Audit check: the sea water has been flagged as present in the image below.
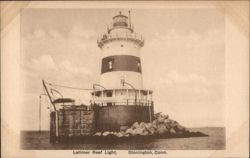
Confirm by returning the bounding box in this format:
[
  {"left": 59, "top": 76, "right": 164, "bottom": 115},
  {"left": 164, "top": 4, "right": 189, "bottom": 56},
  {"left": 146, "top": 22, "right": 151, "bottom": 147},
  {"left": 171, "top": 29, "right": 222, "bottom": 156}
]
[{"left": 21, "top": 127, "right": 225, "bottom": 150}]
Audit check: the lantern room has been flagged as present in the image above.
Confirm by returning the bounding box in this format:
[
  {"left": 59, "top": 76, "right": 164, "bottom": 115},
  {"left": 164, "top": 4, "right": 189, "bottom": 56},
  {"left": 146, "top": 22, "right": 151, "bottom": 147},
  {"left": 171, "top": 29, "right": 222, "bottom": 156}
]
[{"left": 112, "top": 12, "right": 129, "bottom": 27}]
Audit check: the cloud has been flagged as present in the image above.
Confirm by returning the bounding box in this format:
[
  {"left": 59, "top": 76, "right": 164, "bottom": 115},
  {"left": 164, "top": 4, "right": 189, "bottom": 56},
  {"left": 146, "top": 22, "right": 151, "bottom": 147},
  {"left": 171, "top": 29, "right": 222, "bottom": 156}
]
[
  {"left": 29, "top": 55, "right": 93, "bottom": 77},
  {"left": 69, "top": 25, "right": 97, "bottom": 39},
  {"left": 59, "top": 60, "right": 92, "bottom": 76},
  {"left": 25, "top": 24, "right": 97, "bottom": 41},
  {"left": 156, "top": 70, "right": 214, "bottom": 97},
  {"left": 23, "top": 26, "right": 98, "bottom": 56},
  {"left": 144, "top": 28, "right": 224, "bottom": 57},
  {"left": 142, "top": 27, "right": 224, "bottom": 89},
  {"left": 23, "top": 55, "right": 94, "bottom": 106},
  {"left": 22, "top": 26, "right": 99, "bottom": 87},
  {"left": 21, "top": 25, "right": 100, "bottom": 103},
  {"left": 31, "top": 55, "right": 57, "bottom": 71},
  {"left": 151, "top": 70, "right": 224, "bottom": 127},
  {"left": 160, "top": 70, "right": 209, "bottom": 86}
]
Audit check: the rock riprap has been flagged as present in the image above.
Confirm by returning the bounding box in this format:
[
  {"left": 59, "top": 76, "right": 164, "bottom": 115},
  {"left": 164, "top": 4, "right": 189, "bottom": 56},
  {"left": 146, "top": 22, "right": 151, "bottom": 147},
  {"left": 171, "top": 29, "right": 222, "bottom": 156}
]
[{"left": 93, "top": 113, "right": 200, "bottom": 138}]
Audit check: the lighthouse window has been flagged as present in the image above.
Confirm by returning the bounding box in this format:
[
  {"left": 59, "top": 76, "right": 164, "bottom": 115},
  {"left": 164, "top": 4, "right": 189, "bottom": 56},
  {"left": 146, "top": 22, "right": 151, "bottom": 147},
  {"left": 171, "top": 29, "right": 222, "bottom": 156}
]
[
  {"left": 106, "top": 91, "right": 112, "bottom": 97},
  {"left": 137, "top": 62, "right": 141, "bottom": 71},
  {"left": 108, "top": 60, "right": 113, "bottom": 70}
]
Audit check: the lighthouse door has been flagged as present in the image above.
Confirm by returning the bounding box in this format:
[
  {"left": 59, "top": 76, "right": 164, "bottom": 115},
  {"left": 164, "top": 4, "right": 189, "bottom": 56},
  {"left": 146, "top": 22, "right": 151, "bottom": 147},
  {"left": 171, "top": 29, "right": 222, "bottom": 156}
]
[{"left": 106, "top": 91, "right": 113, "bottom": 106}]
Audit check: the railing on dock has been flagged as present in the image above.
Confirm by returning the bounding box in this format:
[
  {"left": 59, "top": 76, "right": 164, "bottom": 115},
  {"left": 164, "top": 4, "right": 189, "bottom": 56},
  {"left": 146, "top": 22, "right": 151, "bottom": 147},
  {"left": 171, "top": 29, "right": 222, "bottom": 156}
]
[{"left": 92, "top": 98, "right": 153, "bottom": 107}]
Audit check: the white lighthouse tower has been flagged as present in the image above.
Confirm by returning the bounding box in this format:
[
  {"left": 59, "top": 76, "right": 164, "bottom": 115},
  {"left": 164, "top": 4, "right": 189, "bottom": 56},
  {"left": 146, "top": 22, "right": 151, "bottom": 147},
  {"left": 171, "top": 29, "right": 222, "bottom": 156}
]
[
  {"left": 92, "top": 11, "right": 153, "bottom": 131},
  {"left": 98, "top": 11, "right": 143, "bottom": 90}
]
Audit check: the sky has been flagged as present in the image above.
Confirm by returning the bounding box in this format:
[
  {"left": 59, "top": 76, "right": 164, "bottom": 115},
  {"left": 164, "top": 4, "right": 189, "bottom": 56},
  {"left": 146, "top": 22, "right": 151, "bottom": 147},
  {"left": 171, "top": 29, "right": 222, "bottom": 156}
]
[{"left": 20, "top": 8, "right": 225, "bottom": 130}]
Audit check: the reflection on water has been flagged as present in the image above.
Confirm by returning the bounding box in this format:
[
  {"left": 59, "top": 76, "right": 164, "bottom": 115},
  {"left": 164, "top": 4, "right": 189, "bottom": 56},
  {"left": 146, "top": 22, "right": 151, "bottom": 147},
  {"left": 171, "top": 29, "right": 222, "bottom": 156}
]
[{"left": 21, "top": 127, "right": 225, "bottom": 150}]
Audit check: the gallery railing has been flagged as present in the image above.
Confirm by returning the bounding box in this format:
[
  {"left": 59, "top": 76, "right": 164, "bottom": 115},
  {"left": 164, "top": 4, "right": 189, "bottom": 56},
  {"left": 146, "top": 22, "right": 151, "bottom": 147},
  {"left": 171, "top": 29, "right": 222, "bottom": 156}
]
[{"left": 97, "top": 32, "right": 144, "bottom": 48}]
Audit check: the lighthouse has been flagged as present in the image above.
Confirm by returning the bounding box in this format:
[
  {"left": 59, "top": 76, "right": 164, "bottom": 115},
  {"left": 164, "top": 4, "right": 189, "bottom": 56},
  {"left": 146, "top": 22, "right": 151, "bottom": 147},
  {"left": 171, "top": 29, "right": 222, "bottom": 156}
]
[{"left": 92, "top": 11, "right": 154, "bottom": 131}]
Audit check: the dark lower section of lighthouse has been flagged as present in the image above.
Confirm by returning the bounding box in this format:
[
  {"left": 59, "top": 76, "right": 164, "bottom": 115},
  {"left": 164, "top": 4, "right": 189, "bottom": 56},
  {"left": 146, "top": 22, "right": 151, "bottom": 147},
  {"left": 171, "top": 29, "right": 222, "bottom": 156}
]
[
  {"left": 95, "top": 105, "right": 154, "bottom": 131},
  {"left": 50, "top": 104, "right": 154, "bottom": 142}
]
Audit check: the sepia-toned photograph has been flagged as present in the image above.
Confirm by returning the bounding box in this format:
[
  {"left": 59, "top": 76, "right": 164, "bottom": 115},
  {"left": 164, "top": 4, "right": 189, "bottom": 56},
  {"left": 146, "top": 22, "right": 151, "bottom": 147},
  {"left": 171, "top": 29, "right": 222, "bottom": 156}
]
[
  {"left": 20, "top": 8, "right": 226, "bottom": 150},
  {"left": 1, "top": 1, "right": 249, "bottom": 158}
]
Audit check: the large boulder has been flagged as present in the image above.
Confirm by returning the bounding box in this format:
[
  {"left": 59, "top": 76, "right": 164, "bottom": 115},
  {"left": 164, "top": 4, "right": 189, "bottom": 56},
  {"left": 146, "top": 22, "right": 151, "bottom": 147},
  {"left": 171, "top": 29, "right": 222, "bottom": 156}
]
[
  {"left": 139, "top": 122, "right": 147, "bottom": 131},
  {"left": 170, "top": 128, "right": 176, "bottom": 134},
  {"left": 102, "top": 131, "right": 111, "bottom": 136},
  {"left": 131, "top": 122, "right": 140, "bottom": 129},
  {"left": 157, "top": 116, "right": 165, "bottom": 123},
  {"left": 164, "top": 123, "right": 171, "bottom": 129},
  {"left": 120, "top": 126, "right": 129, "bottom": 131},
  {"left": 175, "top": 124, "right": 185, "bottom": 132},
  {"left": 164, "top": 119, "right": 171, "bottom": 125},
  {"left": 94, "top": 132, "right": 102, "bottom": 136},
  {"left": 125, "top": 128, "right": 134, "bottom": 134},
  {"left": 114, "top": 132, "right": 123, "bottom": 138},
  {"left": 156, "top": 124, "right": 167, "bottom": 134},
  {"left": 133, "top": 127, "right": 144, "bottom": 136}
]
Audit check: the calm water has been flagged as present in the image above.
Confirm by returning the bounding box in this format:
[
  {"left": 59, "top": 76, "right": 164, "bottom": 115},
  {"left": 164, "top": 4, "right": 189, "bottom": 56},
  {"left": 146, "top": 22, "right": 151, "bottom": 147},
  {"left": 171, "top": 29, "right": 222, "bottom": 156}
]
[{"left": 21, "top": 127, "right": 225, "bottom": 150}]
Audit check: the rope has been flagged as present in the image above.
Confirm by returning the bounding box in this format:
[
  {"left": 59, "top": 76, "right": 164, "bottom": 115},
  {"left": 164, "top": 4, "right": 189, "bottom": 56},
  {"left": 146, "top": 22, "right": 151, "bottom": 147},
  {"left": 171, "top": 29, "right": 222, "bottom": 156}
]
[{"left": 45, "top": 81, "right": 93, "bottom": 91}]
